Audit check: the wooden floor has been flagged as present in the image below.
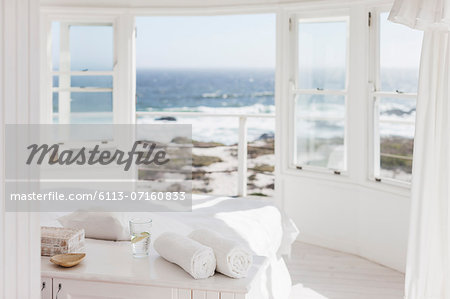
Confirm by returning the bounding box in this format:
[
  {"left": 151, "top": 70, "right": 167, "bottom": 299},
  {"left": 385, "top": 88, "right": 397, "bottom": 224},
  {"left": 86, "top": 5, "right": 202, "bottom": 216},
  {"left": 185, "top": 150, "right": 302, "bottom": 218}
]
[{"left": 287, "top": 242, "right": 405, "bottom": 299}]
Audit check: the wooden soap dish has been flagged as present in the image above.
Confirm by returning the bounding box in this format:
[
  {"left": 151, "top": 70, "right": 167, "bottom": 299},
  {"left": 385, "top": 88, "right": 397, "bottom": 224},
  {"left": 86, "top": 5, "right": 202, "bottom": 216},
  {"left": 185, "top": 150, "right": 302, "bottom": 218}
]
[{"left": 50, "top": 253, "right": 86, "bottom": 268}]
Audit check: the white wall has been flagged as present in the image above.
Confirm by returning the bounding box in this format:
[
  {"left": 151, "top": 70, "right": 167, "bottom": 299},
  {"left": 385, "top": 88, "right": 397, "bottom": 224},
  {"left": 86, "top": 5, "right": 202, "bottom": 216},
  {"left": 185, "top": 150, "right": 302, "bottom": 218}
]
[
  {"left": 281, "top": 177, "right": 410, "bottom": 272},
  {"left": 0, "top": 0, "right": 41, "bottom": 298}
]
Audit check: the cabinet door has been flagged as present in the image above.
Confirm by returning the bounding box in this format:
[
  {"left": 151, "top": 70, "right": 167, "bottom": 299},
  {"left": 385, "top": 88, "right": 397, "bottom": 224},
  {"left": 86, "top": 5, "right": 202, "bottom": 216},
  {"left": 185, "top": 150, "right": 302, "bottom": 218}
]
[
  {"left": 53, "top": 278, "right": 173, "bottom": 299},
  {"left": 41, "top": 277, "right": 52, "bottom": 299}
]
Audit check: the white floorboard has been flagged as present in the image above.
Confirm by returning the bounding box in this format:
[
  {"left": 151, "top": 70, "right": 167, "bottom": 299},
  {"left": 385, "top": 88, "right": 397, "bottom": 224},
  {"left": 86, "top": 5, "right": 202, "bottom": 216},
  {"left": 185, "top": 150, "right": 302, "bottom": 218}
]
[{"left": 287, "top": 242, "right": 405, "bottom": 299}]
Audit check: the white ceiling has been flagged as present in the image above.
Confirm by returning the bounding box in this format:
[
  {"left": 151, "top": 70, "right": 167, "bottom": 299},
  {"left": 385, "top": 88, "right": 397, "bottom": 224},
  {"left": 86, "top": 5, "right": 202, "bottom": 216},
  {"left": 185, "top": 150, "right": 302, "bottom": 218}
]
[{"left": 40, "top": 0, "right": 330, "bottom": 8}]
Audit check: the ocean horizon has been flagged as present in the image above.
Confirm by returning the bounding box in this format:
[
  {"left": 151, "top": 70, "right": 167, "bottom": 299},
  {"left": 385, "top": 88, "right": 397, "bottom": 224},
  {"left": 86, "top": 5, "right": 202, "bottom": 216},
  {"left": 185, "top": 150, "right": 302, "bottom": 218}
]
[{"left": 52, "top": 68, "right": 416, "bottom": 145}]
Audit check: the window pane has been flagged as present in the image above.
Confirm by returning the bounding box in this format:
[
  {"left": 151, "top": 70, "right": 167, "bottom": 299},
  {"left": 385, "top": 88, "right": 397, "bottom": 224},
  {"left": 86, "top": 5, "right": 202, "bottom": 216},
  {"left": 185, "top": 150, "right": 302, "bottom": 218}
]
[
  {"left": 52, "top": 92, "right": 58, "bottom": 113},
  {"left": 71, "top": 92, "right": 112, "bottom": 113},
  {"left": 53, "top": 92, "right": 113, "bottom": 124},
  {"left": 379, "top": 97, "right": 416, "bottom": 123},
  {"left": 70, "top": 25, "right": 113, "bottom": 71},
  {"left": 295, "top": 94, "right": 345, "bottom": 170},
  {"left": 378, "top": 97, "right": 415, "bottom": 182},
  {"left": 298, "top": 20, "right": 347, "bottom": 90},
  {"left": 380, "top": 12, "right": 423, "bottom": 93},
  {"left": 71, "top": 76, "right": 113, "bottom": 88},
  {"left": 53, "top": 76, "right": 113, "bottom": 88},
  {"left": 380, "top": 124, "right": 414, "bottom": 182}
]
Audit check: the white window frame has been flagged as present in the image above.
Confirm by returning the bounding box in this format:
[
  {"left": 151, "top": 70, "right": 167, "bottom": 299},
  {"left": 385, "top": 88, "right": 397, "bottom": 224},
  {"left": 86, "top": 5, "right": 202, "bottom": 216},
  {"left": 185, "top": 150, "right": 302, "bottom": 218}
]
[
  {"left": 40, "top": 13, "right": 136, "bottom": 125},
  {"left": 368, "top": 5, "right": 417, "bottom": 187},
  {"left": 288, "top": 11, "right": 350, "bottom": 176}
]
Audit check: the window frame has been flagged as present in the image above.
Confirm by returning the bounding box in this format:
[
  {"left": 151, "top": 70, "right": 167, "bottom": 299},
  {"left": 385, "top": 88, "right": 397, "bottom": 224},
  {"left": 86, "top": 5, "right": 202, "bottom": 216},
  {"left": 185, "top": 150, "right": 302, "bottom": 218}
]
[
  {"left": 368, "top": 5, "right": 418, "bottom": 187},
  {"left": 288, "top": 11, "right": 350, "bottom": 176},
  {"left": 41, "top": 13, "right": 136, "bottom": 125},
  {"left": 54, "top": 22, "right": 115, "bottom": 124}
]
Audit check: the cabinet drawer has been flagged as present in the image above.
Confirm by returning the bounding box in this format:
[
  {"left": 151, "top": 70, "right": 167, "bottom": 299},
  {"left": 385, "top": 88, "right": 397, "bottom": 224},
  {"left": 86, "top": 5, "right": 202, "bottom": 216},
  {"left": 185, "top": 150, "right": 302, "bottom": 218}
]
[
  {"left": 53, "top": 278, "right": 173, "bottom": 299},
  {"left": 41, "top": 277, "right": 52, "bottom": 299}
]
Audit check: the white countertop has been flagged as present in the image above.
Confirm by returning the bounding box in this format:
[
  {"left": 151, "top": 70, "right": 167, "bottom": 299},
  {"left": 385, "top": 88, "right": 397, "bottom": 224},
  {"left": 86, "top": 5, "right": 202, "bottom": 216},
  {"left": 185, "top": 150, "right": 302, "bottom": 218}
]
[{"left": 41, "top": 239, "right": 268, "bottom": 293}]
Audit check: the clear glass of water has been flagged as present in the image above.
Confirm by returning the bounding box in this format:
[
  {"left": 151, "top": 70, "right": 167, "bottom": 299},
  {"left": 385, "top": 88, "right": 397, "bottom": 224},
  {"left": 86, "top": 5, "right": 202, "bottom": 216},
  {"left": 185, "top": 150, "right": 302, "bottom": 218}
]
[{"left": 129, "top": 218, "right": 152, "bottom": 258}]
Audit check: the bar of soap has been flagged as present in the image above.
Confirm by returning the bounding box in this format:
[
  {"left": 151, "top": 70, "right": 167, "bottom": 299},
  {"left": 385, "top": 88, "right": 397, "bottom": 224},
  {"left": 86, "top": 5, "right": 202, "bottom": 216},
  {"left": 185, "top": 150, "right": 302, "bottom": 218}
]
[{"left": 41, "top": 226, "right": 85, "bottom": 257}]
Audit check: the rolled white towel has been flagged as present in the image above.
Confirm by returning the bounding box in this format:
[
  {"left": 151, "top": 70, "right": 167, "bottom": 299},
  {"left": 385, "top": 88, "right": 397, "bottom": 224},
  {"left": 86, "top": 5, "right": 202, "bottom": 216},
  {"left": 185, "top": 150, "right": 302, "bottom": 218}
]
[
  {"left": 189, "top": 229, "right": 253, "bottom": 278},
  {"left": 154, "top": 232, "right": 216, "bottom": 279}
]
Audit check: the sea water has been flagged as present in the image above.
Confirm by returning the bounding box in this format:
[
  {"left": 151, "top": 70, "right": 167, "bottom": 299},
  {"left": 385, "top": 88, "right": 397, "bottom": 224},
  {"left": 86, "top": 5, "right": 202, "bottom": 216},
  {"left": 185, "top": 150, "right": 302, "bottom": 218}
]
[{"left": 53, "top": 68, "right": 418, "bottom": 143}]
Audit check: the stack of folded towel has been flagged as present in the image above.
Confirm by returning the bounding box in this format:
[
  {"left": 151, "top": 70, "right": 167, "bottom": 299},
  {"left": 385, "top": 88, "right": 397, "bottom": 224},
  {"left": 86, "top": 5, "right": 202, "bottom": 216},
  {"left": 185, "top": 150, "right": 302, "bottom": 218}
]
[{"left": 153, "top": 229, "right": 253, "bottom": 280}]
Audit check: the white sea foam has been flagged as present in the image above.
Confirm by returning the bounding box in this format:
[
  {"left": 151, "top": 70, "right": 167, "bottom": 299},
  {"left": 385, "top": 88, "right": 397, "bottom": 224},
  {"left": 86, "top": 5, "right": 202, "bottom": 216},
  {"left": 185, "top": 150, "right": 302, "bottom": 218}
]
[{"left": 138, "top": 104, "right": 275, "bottom": 145}]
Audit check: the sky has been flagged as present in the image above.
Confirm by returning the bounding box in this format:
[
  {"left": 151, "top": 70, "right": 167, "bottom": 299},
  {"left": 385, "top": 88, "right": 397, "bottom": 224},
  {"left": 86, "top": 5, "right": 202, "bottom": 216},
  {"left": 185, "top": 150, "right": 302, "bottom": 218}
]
[
  {"left": 298, "top": 21, "right": 347, "bottom": 70},
  {"left": 135, "top": 14, "right": 276, "bottom": 69},
  {"left": 380, "top": 12, "right": 423, "bottom": 69},
  {"left": 52, "top": 12, "right": 422, "bottom": 71}
]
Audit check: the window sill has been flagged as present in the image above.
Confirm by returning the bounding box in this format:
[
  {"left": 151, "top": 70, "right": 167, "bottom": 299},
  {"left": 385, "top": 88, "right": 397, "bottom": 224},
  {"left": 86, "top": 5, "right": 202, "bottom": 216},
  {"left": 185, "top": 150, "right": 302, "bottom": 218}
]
[
  {"left": 284, "top": 164, "right": 351, "bottom": 182},
  {"left": 282, "top": 165, "right": 411, "bottom": 197}
]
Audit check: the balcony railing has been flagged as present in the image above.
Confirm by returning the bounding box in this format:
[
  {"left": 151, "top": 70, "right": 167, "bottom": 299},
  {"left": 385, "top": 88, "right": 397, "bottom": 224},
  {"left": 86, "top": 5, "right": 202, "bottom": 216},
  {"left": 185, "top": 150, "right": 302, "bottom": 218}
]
[{"left": 136, "top": 111, "right": 275, "bottom": 196}]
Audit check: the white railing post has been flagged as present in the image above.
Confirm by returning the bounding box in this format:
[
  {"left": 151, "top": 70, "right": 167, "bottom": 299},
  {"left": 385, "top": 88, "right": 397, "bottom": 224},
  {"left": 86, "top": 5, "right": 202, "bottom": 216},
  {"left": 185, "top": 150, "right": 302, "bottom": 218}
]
[{"left": 238, "top": 116, "right": 248, "bottom": 197}]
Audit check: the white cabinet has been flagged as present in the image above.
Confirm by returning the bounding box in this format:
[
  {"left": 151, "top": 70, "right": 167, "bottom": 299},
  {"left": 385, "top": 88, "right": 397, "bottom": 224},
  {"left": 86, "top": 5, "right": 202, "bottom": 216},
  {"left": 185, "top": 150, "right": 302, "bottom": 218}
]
[
  {"left": 51, "top": 278, "right": 173, "bottom": 299},
  {"left": 41, "top": 240, "right": 260, "bottom": 299},
  {"left": 40, "top": 278, "right": 245, "bottom": 299},
  {"left": 41, "top": 277, "right": 52, "bottom": 299}
]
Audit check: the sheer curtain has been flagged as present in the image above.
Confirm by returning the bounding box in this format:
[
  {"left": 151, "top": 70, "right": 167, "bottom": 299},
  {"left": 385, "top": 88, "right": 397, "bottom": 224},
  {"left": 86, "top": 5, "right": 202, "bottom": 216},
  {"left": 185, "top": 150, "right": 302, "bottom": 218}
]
[{"left": 389, "top": 1, "right": 450, "bottom": 299}]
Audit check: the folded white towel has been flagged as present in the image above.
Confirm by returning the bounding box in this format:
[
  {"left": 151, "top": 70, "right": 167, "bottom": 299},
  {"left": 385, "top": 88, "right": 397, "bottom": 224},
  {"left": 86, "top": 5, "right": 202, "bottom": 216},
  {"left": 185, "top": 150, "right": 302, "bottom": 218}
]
[
  {"left": 153, "top": 232, "right": 216, "bottom": 279},
  {"left": 189, "top": 229, "right": 253, "bottom": 278}
]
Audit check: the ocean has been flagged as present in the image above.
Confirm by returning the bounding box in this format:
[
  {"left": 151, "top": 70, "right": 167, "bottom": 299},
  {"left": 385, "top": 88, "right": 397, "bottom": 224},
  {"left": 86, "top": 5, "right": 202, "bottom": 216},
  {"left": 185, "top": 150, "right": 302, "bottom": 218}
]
[
  {"left": 53, "top": 68, "right": 417, "bottom": 145},
  {"left": 136, "top": 69, "right": 275, "bottom": 145}
]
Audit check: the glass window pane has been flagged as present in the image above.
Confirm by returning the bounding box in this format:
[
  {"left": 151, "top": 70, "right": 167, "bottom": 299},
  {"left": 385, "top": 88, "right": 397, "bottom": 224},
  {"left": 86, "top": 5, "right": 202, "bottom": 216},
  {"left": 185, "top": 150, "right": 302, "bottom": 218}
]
[
  {"left": 53, "top": 76, "right": 59, "bottom": 88},
  {"left": 379, "top": 97, "right": 416, "bottom": 123},
  {"left": 71, "top": 92, "right": 112, "bottom": 113},
  {"left": 379, "top": 122, "right": 414, "bottom": 182},
  {"left": 53, "top": 92, "right": 113, "bottom": 124},
  {"left": 298, "top": 20, "right": 347, "bottom": 90},
  {"left": 52, "top": 92, "right": 58, "bottom": 113},
  {"left": 380, "top": 12, "right": 423, "bottom": 93},
  {"left": 53, "top": 76, "right": 113, "bottom": 88},
  {"left": 295, "top": 94, "right": 345, "bottom": 170},
  {"left": 71, "top": 76, "right": 113, "bottom": 88},
  {"left": 70, "top": 25, "right": 113, "bottom": 71}
]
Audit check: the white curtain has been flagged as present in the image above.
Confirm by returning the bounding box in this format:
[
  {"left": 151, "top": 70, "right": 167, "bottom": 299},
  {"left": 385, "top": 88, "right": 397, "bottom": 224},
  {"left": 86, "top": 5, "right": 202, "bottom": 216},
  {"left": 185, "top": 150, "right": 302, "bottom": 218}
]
[{"left": 389, "top": 1, "right": 450, "bottom": 299}]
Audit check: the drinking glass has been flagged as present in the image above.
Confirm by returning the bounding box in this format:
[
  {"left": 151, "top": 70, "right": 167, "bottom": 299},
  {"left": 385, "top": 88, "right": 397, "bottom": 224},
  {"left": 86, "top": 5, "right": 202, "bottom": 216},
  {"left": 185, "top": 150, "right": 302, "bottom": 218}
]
[{"left": 129, "top": 218, "right": 152, "bottom": 258}]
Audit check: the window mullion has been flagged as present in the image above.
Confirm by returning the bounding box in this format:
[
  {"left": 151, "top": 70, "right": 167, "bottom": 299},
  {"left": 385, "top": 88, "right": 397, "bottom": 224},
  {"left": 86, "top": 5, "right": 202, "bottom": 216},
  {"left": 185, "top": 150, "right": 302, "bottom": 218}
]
[
  {"left": 292, "top": 89, "right": 347, "bottom": 96},
  {"left": 52, "top": 87, "right": 113, "bottom": 93},
  {"left": 373, "top": 91, "right": 417, "bottom": 99},
  {"left": 52, "top": 71, "right": 115, "bottom": 76},
  {"left": 373, "top": 96, "right": 381, "bottom": 179},
  {"left": 58, "top": 22, "right": 71, "bottom": 124}
]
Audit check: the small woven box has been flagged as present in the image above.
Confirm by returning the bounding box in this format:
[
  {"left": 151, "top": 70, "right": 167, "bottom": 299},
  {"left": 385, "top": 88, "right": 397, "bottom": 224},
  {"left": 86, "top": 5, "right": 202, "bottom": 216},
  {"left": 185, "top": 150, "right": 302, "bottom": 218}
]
[{"left": 41, "top": 226, "right": 85, "bottom": 257}]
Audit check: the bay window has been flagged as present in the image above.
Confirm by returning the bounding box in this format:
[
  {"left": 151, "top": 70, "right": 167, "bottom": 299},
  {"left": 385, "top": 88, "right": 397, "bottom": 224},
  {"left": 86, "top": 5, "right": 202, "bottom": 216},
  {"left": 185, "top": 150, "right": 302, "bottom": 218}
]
[{"left": 41, "top": 4, "right": 424, "bottom": 193}]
